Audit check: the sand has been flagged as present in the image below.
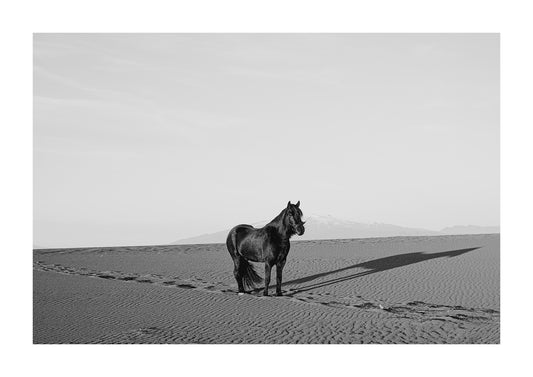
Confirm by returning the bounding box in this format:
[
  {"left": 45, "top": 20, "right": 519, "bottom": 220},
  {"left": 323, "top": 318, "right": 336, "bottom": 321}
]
[{"left": 33, "top": 234, "right": 499, "bottom": 344}]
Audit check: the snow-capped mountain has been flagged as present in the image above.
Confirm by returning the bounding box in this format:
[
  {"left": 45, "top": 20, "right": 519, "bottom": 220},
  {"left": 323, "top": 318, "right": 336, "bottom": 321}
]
[
  {"left": 171, "top": 214, "right": 496, "bottom": 245},
  {"left": 293, "top": 214, "right": 441, "bottom": 240}
]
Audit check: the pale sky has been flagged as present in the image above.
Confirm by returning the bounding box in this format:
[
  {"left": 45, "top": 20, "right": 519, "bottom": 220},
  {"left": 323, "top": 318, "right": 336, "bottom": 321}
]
[{"left": 34, "top": 34, "right": 499, "bottom": 248}]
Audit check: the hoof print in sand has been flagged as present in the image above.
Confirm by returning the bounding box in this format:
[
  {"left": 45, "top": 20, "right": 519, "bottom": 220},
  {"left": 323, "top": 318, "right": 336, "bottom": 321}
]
[
  {"left": 176, "top": 284, "right": 195, "bottom": 289},
  {"left": 33, "top": 260, "right": 499, "bottom": 326}
]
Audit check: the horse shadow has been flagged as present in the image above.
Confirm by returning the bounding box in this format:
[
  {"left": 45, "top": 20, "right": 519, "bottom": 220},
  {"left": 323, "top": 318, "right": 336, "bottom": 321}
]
[{"left": 282, "top": 247, "right": 480, "bottom": 294}]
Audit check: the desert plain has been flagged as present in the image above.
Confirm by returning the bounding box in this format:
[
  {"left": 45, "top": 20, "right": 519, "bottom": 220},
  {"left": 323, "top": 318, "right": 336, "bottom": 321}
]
[{"left": 33, "top": 234, "right": 499, "bottom": 344}]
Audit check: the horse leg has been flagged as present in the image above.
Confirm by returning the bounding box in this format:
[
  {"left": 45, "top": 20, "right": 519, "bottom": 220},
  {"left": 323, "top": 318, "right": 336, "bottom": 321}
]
[
  {"left": 263, "top": 263, "right": 272, "bottom": 296},
  {"left": 233, "top": 257, "right": 245, "bottom": 293},
  {"left": 276, "top": 259, "right": 286, "bottom": 296}
]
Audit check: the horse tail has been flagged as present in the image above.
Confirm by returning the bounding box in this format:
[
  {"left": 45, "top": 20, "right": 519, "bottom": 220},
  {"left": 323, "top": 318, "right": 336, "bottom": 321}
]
[{"left": 239, "top": 258, "right": 263, "bottom": 290}]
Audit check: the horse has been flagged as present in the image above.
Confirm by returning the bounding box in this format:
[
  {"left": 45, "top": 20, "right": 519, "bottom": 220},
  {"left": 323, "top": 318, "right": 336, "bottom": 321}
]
[{"left": 226, "top": 201, "right": 305, "bottom": 296}]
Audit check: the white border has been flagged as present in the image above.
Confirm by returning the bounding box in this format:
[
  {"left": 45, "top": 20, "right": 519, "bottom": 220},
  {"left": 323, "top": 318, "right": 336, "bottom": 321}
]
[{"left": 3, "top": 1, "right": 532, "bottom": 376}]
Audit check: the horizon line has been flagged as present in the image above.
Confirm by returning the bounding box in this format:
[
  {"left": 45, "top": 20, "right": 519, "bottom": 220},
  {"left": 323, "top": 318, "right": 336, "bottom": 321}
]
[{"left": 33, "top": 232, "right": 500, "bottom": 250}]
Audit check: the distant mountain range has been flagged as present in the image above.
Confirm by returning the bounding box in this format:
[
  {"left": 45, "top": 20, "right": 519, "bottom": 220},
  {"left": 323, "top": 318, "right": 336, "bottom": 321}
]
[
  {"left": 439, "top": 225, "right": 500, "bottom": 235},
  {"left": 172, "top": 214, "right": 499, "bottom": 245}
]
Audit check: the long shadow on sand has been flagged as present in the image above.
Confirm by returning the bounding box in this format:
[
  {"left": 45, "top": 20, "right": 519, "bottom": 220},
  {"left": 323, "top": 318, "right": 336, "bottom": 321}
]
[{"left": 282, "top": 247, "right": 480, "bottom": 294}]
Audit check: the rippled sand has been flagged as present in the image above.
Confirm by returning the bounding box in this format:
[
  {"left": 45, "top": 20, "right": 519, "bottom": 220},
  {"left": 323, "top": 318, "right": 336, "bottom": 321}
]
[{"left": 33, "top": 234, "right": 499, "bottom": 343}]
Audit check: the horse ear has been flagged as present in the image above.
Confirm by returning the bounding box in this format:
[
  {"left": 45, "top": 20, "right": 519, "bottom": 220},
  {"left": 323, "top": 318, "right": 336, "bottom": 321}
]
[
  {"left": 287, "top": 201, "right": 291, "bottom": 209},
  {"left": 296, "top": 201, "right": 300, "bottom": 208}
]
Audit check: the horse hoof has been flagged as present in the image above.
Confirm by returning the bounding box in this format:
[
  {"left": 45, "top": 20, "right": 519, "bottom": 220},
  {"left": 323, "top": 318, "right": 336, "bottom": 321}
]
[
  {"left": 276, "top": 292, "right": 283, "bottom": 297},
  {"left": 238, "top": 292, "right": 245, "bottom": 296}
]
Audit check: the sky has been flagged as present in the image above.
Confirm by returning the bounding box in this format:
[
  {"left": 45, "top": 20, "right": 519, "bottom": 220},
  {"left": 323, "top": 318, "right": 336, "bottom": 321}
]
[{"left": 34, "top": 33, "right": 499, "bottom": 248}]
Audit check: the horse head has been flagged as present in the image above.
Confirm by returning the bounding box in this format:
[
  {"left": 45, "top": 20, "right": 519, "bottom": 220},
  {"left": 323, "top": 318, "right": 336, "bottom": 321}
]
[{"left": 286, "top": 200, "right": 305, "bottom": 236}]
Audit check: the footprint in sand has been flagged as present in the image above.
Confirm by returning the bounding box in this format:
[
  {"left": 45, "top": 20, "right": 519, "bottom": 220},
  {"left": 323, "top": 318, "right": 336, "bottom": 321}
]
[
  {"left": 176, "top": 284, "right": 195, "bottom": 289},
  {"left": 97, "top": 274, "right": 116, "bottom": 279},
  {"left": 135, "top": 278, "right": 153, "bottom": 283},
  {"left": 118, "top": 276, "right": 137, "bottom": 281}
]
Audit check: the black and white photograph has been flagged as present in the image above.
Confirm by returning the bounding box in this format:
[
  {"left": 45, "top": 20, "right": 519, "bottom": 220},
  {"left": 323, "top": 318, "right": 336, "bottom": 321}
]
[{"left": 33, "top": 33, "right": 500, "bottom": 344}]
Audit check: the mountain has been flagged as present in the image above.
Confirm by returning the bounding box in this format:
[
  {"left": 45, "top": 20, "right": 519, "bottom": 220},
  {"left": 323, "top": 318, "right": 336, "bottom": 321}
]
[
  {"left": 171, "top": 214, "right": 462, "bottom": 245},
  {"left": 280, "top": 214, "right": 443, "bottom": 240},
  {"left": 439, "top": 225, "right": 500, "bottom": 235}
]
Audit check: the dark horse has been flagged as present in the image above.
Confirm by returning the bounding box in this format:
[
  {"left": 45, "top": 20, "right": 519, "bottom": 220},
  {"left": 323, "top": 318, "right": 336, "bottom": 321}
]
[{"left": 226, "top": 201, "right": 305, "bottom": 296}]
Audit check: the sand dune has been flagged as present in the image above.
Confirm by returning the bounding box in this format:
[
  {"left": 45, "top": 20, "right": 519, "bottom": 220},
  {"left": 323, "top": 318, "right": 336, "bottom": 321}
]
[{"left": 33, "top": 234, "right": 499, "bottom": 344}]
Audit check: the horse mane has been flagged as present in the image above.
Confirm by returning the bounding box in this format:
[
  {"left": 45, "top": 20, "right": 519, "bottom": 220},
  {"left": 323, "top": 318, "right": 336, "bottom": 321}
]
[{"left": 266, "top": 207, "right": 290, "bottom": 233}]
